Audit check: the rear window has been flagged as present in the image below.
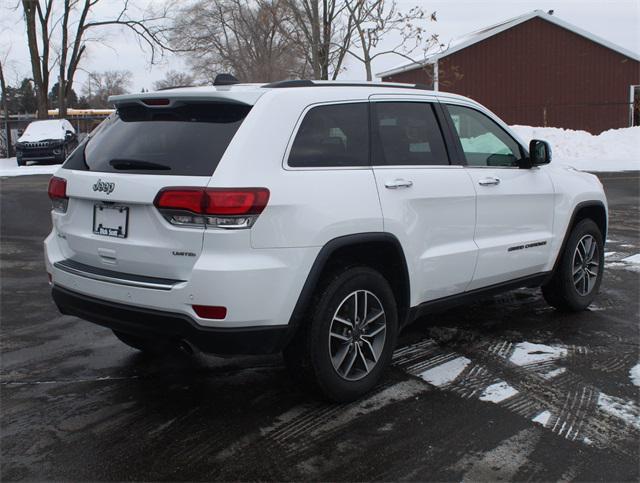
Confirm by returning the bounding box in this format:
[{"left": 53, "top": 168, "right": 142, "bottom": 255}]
[{"left": 63, "top": 102, "right": 251, "bottom": 176}]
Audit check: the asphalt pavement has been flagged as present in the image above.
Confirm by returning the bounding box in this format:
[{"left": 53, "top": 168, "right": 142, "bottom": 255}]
[{"left": 1, "top": 172, "right": 638, "bottom": 481}]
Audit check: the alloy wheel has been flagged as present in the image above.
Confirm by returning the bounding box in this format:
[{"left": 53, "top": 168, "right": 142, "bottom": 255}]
[
  {"left": 572, "top": 234, "right": 600, "bottom": 296},
  {"left": 328, "top": 290, "right": 387, "bottom": 381}
]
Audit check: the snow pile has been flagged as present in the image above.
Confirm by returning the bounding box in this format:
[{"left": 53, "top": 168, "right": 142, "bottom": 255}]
[
  {"left": 0, "top": 158, "right": 59, "bottom": 177},
  {"left": 461, "top": 133, "right": 511, "bottom": 155},
  {"left": 511, "top": 125, "right": 640, "bottom": 172}
]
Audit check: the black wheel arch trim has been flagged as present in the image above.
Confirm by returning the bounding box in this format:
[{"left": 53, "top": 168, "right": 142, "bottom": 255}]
[
  {"left": 285, "top": 232, "right": 411, "bottom": 345},
  {"left": 545, "top": 200, "right": 607, "bottom": 283}
]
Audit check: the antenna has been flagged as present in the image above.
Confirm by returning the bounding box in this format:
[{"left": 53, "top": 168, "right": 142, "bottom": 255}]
[{"left": 214, "top": 74, "right": 240, "bottom": 86}]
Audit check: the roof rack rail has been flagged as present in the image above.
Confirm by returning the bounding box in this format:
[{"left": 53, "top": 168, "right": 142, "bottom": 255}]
[
  {"left": 263, "top": 80, "right": 315, "bottom": 88},
  {"left": 262, "top": 80, "right": 432, "bottom": 90}
]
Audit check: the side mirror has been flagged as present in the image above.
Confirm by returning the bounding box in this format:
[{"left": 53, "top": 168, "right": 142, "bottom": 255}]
[
  {"left": 529, "top": 139, "right": 551, "bottom": 166},
  {"left": 65, "top": 130, "right": 74, "bottom": 140}
]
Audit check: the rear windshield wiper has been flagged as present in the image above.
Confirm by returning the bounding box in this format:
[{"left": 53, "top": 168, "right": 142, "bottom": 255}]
[{"left": 109, "top": 159, "right": 171, "bottom": 171}]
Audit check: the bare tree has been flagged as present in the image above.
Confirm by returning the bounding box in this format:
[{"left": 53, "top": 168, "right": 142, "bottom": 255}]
[
  {"left": 0, "top": 59, "right": 12, "bottom": 157},
  {"left": 153, "top": 70, "right": 196, "bottom": 90},
  {"left": 283, "top": 0, "right": 354, "bottom": 80},
  {"left": 172, "top": 0, "right": 309, "bottom": 83},
  {"left": 22, "top": 0, "right": 54, "bottom": 118},
  {"left": 343, "top": 1, "right": 440, "bottom": 81},
  {"left": 21, "top": 0, "right": 175, "bottom": 118},
  {"left": 82, "top": 69, "right": 131, "bottom": 108}
]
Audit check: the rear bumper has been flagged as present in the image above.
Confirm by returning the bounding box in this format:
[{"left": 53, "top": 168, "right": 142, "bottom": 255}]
[{"left": 52, "top": 285, "right": 289, "bottom": 355}]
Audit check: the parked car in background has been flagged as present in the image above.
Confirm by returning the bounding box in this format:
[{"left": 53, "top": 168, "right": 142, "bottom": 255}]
[
  {"left": 16, "top": 119, "right": 77, "bottom": 166},
  {"left": 45, "top": 80, "right": 607, "bottom": 402}
]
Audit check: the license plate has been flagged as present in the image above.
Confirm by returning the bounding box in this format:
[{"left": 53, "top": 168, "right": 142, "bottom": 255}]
[{"left": 93, "top": 204, "right": 129, "bottom": 238}]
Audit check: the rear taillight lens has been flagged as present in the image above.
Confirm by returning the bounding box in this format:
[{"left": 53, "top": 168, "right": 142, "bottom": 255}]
[
  {"left": 154, "top": 187, "right": 270, "bottom": 229},
  {"left": 48, "top": 176, "right": 68, "bottom": 213}
]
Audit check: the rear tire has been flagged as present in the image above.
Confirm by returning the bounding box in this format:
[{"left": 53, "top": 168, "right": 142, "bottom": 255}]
[
  {"left": 283, "top": 266, "right": 398, "bottom": 402},
  {"left": 112, "top": 330, "right": 171, "bottom": 354},
  {"left": 542, "top": 219, "right": 604, "bottom": 311}
]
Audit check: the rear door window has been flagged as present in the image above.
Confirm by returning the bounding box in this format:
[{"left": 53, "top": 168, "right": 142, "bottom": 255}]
[
  {"left": 63, "top": 102, "right": 251, "bottom": 176},
  {"left": 373, "top": 102, "right": 449, "bottom": 166},
  {"left": 287, "top": 103, "right": 369, "bottom": 168}
]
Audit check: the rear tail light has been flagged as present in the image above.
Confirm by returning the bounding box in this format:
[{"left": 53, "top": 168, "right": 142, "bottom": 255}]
[
  {"left": 193, "top": 305, "right": 227, "bottom": 319},
  {"left": 154, "top": 187, "right": 269, "bottom": 229},
  {"left": 48, "top": 176, "right": 68, "bottom": 213}
]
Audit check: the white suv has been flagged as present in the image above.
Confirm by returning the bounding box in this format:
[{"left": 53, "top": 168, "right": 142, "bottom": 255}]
[{"left": 45, "top": 80, "right": 607, "bottom": 401}]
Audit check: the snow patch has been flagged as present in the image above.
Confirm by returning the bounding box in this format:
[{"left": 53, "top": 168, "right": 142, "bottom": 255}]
[
  {"left": 597, "top": 393, "right": 640, "bottom": 430},
  {"left": 0, "top": 158, "right": 58, "bottom": 177},
  {"left": 510, "top": 125, "right": 640, "bottom": 172},
  {"left": 630, "top": 363, "right": 640, "bottom": 387},
  {"left": 532, "top": 410, "right": 552, "bottom": 427},
  {"left": 479, "top": 381, "right": 518, "bottom": 403},
  {"left": 418, "top": 356, "right": 471, "bottom": 387},
  {"left": 541, "top": 367, "right": 566, "bottom": 379},
  {"left": 622, "top": 254, "right": 640, "bottom": 264},
  {"left": 509, "top": 342, "right": 567, "bottom": 366},
  {"left": 604, "top": 252, "right": 617, "bottom": 258},
  {"left": 608, "top": 261, "right": 640, "bottom": 273}
]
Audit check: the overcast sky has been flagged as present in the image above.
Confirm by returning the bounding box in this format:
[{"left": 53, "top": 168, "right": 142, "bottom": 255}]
[{"left": 1, "top": 0, "right": 638, "bottom": 92}]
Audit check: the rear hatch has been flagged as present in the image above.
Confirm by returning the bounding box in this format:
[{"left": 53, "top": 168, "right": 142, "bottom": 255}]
[{"left": 53, "top": 94, "right": 255, "bottom": 281}]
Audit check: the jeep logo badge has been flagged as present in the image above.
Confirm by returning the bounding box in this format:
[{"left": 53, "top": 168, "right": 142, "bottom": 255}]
[{"left": 93, "top": 179, "right": 115, "bottom": 194}]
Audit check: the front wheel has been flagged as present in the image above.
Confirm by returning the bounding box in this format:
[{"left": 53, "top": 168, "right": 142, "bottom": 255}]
[
  {"left": 542, "top": 219, "right": 604, "bottom": 311},
  {"left": 283, "top": 266, "right": 398, "bottom": 402}
]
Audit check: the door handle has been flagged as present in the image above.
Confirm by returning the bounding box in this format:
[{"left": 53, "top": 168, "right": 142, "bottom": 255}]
[
  {"left": 385, "top": 179, "right": 413, "bottom": 189},
  {"left": 478, "top": 177, "right": 501, "bottom": 186}
]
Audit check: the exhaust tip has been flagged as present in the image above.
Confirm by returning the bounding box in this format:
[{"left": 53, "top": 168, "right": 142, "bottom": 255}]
[{"left": 176, "top": 339, "right": 195, "bottom": 355}]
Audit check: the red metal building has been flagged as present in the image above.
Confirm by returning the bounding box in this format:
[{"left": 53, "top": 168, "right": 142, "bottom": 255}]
[{"left": 379, "top": 10, "right": 640, "bottom": 134}]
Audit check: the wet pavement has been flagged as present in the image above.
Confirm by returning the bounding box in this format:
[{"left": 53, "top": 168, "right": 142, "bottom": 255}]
[{"left": 1, "top": 172, "right": 639, "bottom": 481}]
